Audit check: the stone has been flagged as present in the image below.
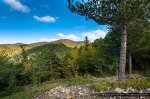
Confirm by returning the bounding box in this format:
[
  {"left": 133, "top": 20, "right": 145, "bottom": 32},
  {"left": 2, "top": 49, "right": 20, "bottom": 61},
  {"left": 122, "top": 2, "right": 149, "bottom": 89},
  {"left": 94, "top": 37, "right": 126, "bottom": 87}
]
[
  {"left": 139, "top": 90, "right": 143, "bottom": 93},
  {"left": 126, "top": 87, "right": 133, "bottom": 92},
  {"left": 146, "top": 88, "right": 150, "bottom": 92},
  {"left": 114, "top": 87, "right": 123, "bottom": 93},
  {"left": 131, "top": 88, "right": 137, "bottom": 92},
  {"left": 41, "top": 85, "right": 93, "bottom": 99}
]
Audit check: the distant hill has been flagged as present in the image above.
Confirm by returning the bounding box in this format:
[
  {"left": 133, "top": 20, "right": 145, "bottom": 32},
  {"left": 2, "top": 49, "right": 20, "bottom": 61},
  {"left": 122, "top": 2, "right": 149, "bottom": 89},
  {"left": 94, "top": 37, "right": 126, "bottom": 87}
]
[
  {"left": 25, "top": 43, "right": 70, "bottom": 56},
  {"left": 53, "top": 39, "right": 84, "bottom": 48},
  {"left": 0, "top": 39, "right": 84, "bottom": 57},
  {"left": 0, "top": 43, "right": 23, "bottom": 56}
]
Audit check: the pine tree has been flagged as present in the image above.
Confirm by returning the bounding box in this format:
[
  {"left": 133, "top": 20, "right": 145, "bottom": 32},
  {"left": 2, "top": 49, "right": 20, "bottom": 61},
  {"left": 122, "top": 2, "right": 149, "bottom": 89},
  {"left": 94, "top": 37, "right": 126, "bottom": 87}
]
[{"left": 68, "top": 0, "right": 149, "bottom": 81}]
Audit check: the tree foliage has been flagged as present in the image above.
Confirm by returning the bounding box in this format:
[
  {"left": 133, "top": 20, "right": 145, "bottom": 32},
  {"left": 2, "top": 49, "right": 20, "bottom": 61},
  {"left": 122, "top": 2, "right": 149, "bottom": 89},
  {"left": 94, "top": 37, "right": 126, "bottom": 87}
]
[
  {"left": 68, "top": 0, "right": 149, "bottom": 81},
  {"left": 68, "top": 0, "right": 149, "bottom": 26}
]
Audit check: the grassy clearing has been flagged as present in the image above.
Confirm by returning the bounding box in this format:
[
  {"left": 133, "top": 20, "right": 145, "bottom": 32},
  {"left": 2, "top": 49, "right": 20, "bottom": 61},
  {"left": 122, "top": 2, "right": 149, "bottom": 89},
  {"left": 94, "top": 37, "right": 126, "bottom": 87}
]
[
  {"left": 1, "top": 76, "right": 93, "bottom": 99},
  {"left": 2, "top": 76, "right": 150, "bottom": 99}
]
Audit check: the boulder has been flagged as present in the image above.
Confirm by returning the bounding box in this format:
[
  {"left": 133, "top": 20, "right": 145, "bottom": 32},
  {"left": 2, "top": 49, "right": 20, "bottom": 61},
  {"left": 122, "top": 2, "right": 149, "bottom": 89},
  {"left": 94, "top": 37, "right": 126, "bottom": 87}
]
[{"left": 114, "top": 87, "right": 123, "bottom": 93}]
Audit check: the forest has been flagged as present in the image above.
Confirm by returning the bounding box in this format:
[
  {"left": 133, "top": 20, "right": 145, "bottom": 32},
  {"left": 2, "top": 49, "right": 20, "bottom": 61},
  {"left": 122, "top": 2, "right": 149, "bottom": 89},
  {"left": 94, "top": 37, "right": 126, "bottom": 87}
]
[
  {"left": 0, "top": 0, "right": 150, "bottom": 98},
  {"left": 0, "top": 23, "right": 149, "bottom": 98}
]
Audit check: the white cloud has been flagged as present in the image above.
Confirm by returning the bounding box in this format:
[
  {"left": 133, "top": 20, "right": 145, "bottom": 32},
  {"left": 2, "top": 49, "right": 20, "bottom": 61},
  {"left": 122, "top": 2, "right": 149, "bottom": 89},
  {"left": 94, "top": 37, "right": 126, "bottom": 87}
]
[
  {"left": 57, "top": 33, "right": 66, "bottom": 38},
  {"left": 57, "top": 33, "right": 80, "bottom": 41},
  {"left": 33, "top": 15, "right": 57, "bottom": 23},
  {"left": 3, "top": 0, "right": 30, "bottom": 13},
  {"left": 40, "top": 38, "right": 57, "bottom": 42},
  {"left": 0, "top": 40, "right": 21, "bottom": 44},
  {"left": 14, "top": 40, "right": 21, "bottom": 43},
  {"left": 82, "top": 29, "right": 106, "bottom": 42},
  {"left": 0, "top": 41, "right": 7, "bottom": 44}
]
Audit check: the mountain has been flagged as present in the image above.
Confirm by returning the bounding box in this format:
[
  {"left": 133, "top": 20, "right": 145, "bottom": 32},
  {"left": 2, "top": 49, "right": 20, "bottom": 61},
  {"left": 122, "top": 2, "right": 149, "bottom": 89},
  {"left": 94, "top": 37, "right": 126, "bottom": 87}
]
[
  {"left": 0, "top": 39, "right": 84, "bottom": 57},
  {"left": 0, "top": 43, "right": 23, "bottom": 56},
  {"left": 25, "top": 43, "right": 70, "bottom": 56},
  {"left": 53, "top": 39, "right": 84, "bottom": 48}
]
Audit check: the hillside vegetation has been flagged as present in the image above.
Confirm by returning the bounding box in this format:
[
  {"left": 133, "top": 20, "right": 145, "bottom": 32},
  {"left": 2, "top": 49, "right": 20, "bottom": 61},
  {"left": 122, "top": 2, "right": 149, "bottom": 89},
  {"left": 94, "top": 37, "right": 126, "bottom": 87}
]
[
  {"left": 0, "top": 0, "right": 150, "bottom": 98},
  {"left": 0, "top": 29, "right": 149, "bottom": 98},
  {"left": 0, "top": 39, "right": 84, "bottom": 57}
]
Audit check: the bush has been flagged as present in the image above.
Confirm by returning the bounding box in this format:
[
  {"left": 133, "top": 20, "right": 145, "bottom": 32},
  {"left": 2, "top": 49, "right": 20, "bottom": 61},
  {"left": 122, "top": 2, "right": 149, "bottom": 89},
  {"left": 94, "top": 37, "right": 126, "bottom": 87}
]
[
  {"left": 143, "top": 70, "right": 150, "bottom": 77},
  {"left": 93, "top": 81, "right": 112, "bottom": 91}
]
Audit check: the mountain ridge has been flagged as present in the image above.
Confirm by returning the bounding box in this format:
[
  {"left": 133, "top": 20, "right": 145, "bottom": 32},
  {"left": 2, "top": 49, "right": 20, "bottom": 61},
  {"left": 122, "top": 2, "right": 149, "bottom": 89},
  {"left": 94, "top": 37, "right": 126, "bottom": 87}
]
[{"left": 0, "top": 39, "right": 84, "bottom": 56}]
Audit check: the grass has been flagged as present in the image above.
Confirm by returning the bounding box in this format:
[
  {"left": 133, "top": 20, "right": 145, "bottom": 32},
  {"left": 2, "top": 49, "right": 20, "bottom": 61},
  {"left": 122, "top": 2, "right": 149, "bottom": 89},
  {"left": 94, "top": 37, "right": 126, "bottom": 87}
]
[
  {"left": 63, "top": 76, "right": 93, "bottom": 86},
  {"left": 2, "top": 83, "right": 60, "bottom": 99},
  {"left": 2, "top": 91, "right": 32, "bottom": 99},
  {"left": 1, "top": 76, "right": 93, "bottom": 99},
  {"left": 93, "top": 79, "right": 150, "bottom": 92},
  {"left": 2, "top": 76, "right": 150, "bottom": 98}
]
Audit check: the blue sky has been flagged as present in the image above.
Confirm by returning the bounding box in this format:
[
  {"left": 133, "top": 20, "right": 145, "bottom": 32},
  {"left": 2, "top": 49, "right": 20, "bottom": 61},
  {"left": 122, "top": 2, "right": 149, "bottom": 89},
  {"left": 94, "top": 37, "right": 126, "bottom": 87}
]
[{"left": 0, "top": 0, "right": 108, "bottom": 44}]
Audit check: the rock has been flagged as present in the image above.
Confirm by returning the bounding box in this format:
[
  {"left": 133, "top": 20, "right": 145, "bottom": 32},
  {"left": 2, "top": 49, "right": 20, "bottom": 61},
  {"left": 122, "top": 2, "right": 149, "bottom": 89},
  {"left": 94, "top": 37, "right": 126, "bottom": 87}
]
[
  {"left": 131, "top": 88, "right": 137, "bottom": 92},
  {"left": 114, "top": 87, "right": 123, "bottom": 93},
  {"left": 44, "top": 85, "right": 93, "bottom": 99},
  {"left": 34, "top": 85, "right": 150, "bottom": 99},
  {"left": 146, "top": 88, "right": 150, "bottom": 92},
  {"left": 126, "top": 87, "right": 138, "bottom": 93},
  {"left": 126, "top": 87, "right": 133, "bottom": 92},
  {"left": 139, "top": 90, "right": 143, "bottom": 93},
  {"left": 123, "top": 91, "right": 128, "bottom": 93}
]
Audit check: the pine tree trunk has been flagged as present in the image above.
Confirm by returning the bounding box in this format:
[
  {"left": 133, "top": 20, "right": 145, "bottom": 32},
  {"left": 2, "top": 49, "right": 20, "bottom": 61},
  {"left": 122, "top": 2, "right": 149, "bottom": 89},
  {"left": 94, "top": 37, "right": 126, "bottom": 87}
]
[
  {"left": 118, "top": 25, "right": 127, "bottom": 82},
  {"left": 129, "top": 53, "right": 132, "bottom": 75}
]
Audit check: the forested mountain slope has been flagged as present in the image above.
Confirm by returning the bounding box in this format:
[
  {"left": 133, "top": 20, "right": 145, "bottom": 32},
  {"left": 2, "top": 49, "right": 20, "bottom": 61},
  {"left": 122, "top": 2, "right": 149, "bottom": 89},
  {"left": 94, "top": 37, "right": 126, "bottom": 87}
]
[{"left": 0, "top": 39, "right": 84, "bottom": 57}]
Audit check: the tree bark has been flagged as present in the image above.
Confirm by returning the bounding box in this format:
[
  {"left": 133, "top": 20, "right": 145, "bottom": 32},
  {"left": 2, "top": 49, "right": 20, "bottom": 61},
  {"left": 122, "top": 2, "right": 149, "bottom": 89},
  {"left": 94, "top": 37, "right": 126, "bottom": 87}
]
[
  {"left": 129, "top": 53, "right": 132, "bottom": 75},
  {"left": 118, "top": 25, "right": 127, "bottom": 82}
]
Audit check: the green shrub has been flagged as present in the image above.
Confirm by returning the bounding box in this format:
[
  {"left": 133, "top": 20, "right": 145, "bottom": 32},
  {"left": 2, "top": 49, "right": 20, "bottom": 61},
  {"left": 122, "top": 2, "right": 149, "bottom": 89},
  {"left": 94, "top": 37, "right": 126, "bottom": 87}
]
[
  {"left": 93, "top": 79, "right": 150, "bottom": 92},
  {"left": 143, "top": 70, "right": 150, "bottom": 77},
  {"left": 93, "top": 81, "right": 112, "bottom": 91}
]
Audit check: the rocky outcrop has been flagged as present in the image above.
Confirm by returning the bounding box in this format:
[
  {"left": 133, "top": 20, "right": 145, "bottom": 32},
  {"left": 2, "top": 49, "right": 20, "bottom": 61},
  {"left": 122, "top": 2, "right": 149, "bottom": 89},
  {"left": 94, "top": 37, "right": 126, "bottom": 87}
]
[
  {"left": 34, "top": 85, "right": 95, "bottom": 99},
  {"left": 34, "top": 85, "right": 150, "bottom": 99}
]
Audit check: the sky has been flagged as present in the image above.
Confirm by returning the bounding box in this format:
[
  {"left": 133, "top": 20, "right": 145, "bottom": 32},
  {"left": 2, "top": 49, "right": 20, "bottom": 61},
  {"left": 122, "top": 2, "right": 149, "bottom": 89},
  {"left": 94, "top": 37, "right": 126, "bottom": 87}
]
[{"left": 0, "top": 0, "right": 108, "bottom": 44}]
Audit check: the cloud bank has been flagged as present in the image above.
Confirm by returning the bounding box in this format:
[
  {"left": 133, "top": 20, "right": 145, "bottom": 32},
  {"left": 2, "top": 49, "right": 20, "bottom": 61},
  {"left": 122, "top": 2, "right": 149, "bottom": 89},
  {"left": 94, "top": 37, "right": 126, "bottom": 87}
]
[
  {"left": 40, "top": 29, "right": 106, "bottom": 43},
  {"left": 3, "top": 0, "right": 30, "bottom": 13},
  {"left": 57, "top": 33, "right": 80, "bottom": 41},
  {"left": 40, "top": 38, "right": 57, "bottom": 42},
  {"left": 82, "top": 29, "right": 106, "bottom": 42}
]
